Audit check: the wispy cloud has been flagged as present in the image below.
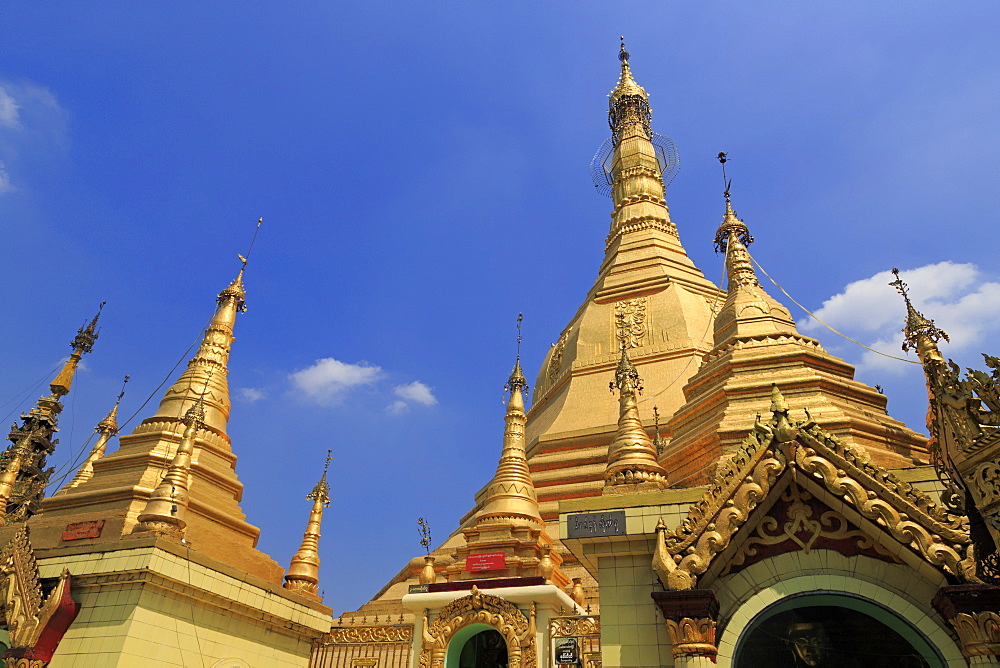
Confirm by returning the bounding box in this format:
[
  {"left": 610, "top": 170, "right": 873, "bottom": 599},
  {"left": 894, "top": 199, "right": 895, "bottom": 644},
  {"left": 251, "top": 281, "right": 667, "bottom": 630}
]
[
  {"left": 238, "top": 387, "right": 265, "bottom": 403},
  {"left": 801, "top": 262, "right": 1000, "bottom": 374},
  {"left": 289, "top": 358, "right": 384, "bottom": 404},
  {"left": 0, "top": 86, "right": 20, "bottom": 128},
  {"left": 0, "top": 80, "right": 69, "bottom": 196}
]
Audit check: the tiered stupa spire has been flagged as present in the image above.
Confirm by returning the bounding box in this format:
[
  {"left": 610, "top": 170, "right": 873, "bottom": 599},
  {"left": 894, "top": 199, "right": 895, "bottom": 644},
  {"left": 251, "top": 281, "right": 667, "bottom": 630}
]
[
  {"left": 603, "top": 343, "right": 668, "bottom": 493},
  {"left": 35, "top": 251, "right": 285, "bottom": 584},
  {"left": 663, "top": 161, "right": 928, "bottom": 485},
  {"left": 0, "top": 304, "right": 103, "bottom": 524},
  {"left": 448, "top": 317, "right": 568, "bottom": 587},
  {"left": 60, "top": 376, "right": 128, "bottom": 493},
  {"left": 284, "top": 451, "right": 332, "bottom": 599},
  {"left": 132, "top": 391, "right": 206, "bottom": 537},
  {"left": 606, "top": 38, "right": 676, "bottom": 248}
]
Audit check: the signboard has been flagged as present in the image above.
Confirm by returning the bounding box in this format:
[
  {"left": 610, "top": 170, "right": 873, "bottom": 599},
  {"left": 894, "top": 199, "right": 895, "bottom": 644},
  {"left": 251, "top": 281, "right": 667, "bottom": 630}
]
[
  {"left": 465, "top": 552, "right": 506, "bottom": 572},
  {"left": 62, "top": 520, "right": 105, "bottom": 541},
  {"left": 555, "top": 638, "right": 579, "bottom": 665},
  {"left": 566, "top": 510, "right": 626, "bottom": 538},
  {"left": 408, "top": 584, "right": 429, "bottom": 594}
]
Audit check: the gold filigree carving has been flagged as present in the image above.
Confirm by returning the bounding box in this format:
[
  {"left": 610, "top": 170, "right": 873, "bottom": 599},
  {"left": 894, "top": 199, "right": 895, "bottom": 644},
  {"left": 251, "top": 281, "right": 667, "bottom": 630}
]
[
  {"left": 720, "top": 483, "right": 898, "bottom": 577},
  {"left": 547, "top": 330, "right": 569, "bottom": 387},
  {"left": 655, "top": 387, "right": 973, "bottom": 590},
  {"left": 664, "top": 617, "right": 716, "bottom": 659},
  {"left": 548, "top": 615, "right": 600, "bottom": 638},
  {"left": 614, "top": 298, "right": 647, "bottom": 349},
  {"left": 0, "top": 527, "right": 75, "bottom": 650},
  {"left": 419, "top": 587, "right": 536, "bottom": 668},
  {"left": 4, "top": 659, "right": 46, "bottom": 668},
  {"left": 327, "top": 625, "right": 414, "bottom": 644},
  {"left": 949, "top": 611, "right": 1000, "bottom": 658}
]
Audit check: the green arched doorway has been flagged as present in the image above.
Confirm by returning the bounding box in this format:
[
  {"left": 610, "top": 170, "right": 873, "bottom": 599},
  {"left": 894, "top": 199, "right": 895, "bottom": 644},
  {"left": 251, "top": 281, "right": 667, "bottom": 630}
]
[
  {"left": 444, "top": 623, "right": 508, "bottom": 668},
  {"left": 732, "top": 592, "right": 943, "bottom": 667}
]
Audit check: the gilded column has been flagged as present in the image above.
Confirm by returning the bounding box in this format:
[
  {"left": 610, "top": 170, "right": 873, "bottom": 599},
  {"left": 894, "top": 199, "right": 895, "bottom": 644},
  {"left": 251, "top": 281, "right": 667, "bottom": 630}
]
[
  {"left": 284, "top": 451, "right": 332, "bottom": 599},
  {"left": 933, "top": 585, "right": 1000, "bottom": 666},
  {"left": 651, "top": 590, "right": 719, "bottom": 668},
  {"left": 603, "top": 344, "right": 668, "bottom": 493}
]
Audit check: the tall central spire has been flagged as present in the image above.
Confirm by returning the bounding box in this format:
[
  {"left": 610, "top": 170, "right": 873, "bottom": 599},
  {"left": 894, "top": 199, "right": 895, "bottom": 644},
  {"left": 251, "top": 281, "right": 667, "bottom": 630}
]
[
  {"left": 152, "top": 265, "right": 246, "bottom": 432},
  {"left": 606, "top": 38, "right": 675, "bottom": 248}
]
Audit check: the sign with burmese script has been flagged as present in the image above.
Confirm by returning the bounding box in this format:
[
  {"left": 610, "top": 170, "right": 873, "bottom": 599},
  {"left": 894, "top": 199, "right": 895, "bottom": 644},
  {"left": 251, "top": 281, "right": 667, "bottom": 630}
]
[
  {"left": 62, "top": 520, "right": 105, "bottom": 541},
  {"left": 466, "top": 552, "right": 506, "bottom": 572},
  {"left": 566, "top": 511, "right": 626, "bottom": 538}
]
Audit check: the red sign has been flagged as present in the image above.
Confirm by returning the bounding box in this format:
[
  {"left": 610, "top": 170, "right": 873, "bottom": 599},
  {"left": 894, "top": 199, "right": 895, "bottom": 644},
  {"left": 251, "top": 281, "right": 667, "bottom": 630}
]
[
  {"left": 62, "top": 520, "right": 105, "bottom": 541},
  {"left": 466, "top": 552, "right": 506, "bottom": 572}
]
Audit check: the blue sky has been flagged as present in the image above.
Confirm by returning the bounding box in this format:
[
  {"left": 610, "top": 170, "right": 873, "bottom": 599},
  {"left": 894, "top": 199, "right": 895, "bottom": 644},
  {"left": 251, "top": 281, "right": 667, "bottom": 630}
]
[{"left": 1, "top": 3, "right": 999, "bottom": 612}]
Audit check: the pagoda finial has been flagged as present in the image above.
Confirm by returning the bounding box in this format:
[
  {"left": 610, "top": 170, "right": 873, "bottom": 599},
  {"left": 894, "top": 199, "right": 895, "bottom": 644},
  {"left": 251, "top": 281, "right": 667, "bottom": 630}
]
[
  {"left": 890, "top": 268, "right": 950, "bottom": 355},
  {"left": 652, "top": 405, "right": 665, "bottom": 456},
  {"left": 60, "top": 375, "right": 129, "bottom": 493},
  {"left": 609, "top": 37, "right": 650, "bottom": 146},
  {"left": 144, "top": 247, "right": 252, "bottom": 434},
  {"left": 0, "top": 305, "right": 105, "bottom": 524},
  {"left": 505, "top": 314, "right": 528, "bottom": 398},
  {"left": 476, "top": 340, "right": 542, "bottom": 525},
  {"left": 50, "top": 301, "right": 105, "bottom": 398},
  {"left": 610, "top": 340, "right": 643, "bottom": 395},
  {"left": 712, "top": 153, "right": 758, "bottom": 292},
  {"left": 604, "top": 342, "right": 668, "bottom": 491},
  {"left": 284, "top": 449, "right": 333, "bottom": 599}
]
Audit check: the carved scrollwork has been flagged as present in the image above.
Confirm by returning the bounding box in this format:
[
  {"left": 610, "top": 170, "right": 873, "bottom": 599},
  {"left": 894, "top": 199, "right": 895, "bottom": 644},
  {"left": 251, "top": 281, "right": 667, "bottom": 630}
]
[
  {"left": 327, "top": 625, "right": 413, "bottom": 644},
  {"left": 655, "top": 387, "right": 974, "bottom": 590},
  {"left": 548, "top": 616, "right": 600, "bottom": 638},
  {"left": 419, "top": 587, "right": 536, "bottom": 668},
  {"left": 614, "top": 298, "right": 647, "bottom": 348},
  {"left": 720, "top": 483, "right": 898, "bottom": 577}
]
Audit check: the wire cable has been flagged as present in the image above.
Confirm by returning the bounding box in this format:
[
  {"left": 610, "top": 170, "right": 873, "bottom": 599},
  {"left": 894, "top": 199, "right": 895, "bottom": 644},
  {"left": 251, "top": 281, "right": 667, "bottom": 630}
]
[{"left": 746, "top": 250, "right": 920, "bottom": 365}]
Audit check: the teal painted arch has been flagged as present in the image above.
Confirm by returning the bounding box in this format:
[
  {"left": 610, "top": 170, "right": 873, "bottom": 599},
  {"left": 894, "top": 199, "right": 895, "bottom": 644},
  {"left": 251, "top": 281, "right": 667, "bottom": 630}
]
[
  {"left": 444, "top": 623, "right": 498, "bottom": 668},
  {"left": 732, "top": 591, "right": 945, "bottom": 668}
]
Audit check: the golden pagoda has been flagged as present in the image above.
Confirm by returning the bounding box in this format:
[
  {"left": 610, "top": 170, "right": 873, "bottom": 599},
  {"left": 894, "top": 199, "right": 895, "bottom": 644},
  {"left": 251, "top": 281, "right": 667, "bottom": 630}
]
[
  {"left": 312, "top": 41, "right": 1000, "bottom": 668},
  {"left": 16, "top": 258, "right": 332, "bottom": 666}
]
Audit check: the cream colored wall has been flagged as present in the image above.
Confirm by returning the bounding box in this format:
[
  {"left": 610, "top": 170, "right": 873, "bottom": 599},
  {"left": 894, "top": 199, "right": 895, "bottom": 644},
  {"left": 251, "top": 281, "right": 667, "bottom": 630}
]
[
  {"left": 712, "top": 550, "right": 965, "bottom": 666},
  {"left": 597, "top": 554, "right": 672, "bottom": 668},
  {"left": 37, "top": 544, "right": 330, "bottom": 667}
]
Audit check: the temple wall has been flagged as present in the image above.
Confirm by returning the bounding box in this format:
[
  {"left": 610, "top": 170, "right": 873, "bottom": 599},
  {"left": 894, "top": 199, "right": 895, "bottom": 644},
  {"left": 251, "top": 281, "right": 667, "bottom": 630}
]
[{"left": 35, "top": 542, "right": 330, "bottom": 667}]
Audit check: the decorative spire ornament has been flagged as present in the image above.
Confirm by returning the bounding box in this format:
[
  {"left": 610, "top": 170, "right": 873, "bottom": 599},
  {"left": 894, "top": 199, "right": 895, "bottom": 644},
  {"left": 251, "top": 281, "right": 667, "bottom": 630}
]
[
  {"left": 604, "top": 343, "right": 668, "bottom": 491},
  {"left": 0, "top": 304, "right": 104, "bottom": 524},
  {"left": 477, "top": 314, "right": 541, "bottom": 524},
  {"left": 284, "top": 450, "right": 332, "bottom": 599},
  {"left": 60, "top": 375, "right": 129, "bottom": 493},
  {"left": 131, "top": 388, "right": 208, "bottom": 538}
]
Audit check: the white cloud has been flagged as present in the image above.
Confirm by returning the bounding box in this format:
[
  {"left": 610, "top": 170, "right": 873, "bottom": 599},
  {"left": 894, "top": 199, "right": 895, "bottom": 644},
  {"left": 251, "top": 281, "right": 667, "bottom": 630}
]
[
  {"left": 0, "top": 80, "right": 70, "bottom": 196},
  {"left": 238, "top": 387, "right": 265, "bottom": 402},
  {"left": 385, "top": 381, "right": 437, "bottom": 414},
  {"left": 802, "top": 262, "right": 1000, "bottom": 374},
  {"left": 0, "top": 161, "right": 13, "bottom": 194},
  {"left": 0, "top": 86, "right": 20, "bottom": 128},
  {"left": 289, "top": 358, "right": 383, "bottom": 404},
  {"left": 393, "top": 381, "right": 437, "bottom": 406}
]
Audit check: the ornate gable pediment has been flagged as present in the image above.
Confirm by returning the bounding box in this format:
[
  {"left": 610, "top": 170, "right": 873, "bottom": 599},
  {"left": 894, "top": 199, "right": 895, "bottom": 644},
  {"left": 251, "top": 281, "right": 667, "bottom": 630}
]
[{"left": 654, "top": 386, "right": 975, "bottom": 591}]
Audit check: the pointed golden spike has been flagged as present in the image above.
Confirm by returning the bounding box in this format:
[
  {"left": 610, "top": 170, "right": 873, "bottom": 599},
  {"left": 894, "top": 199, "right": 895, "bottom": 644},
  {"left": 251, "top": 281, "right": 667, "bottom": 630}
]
[
  {"left": 60, "top": 375, "right": 129, "bottom": 493},
  {"left": 284, "top": 449, "right": 332, "bottom": 599}
]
